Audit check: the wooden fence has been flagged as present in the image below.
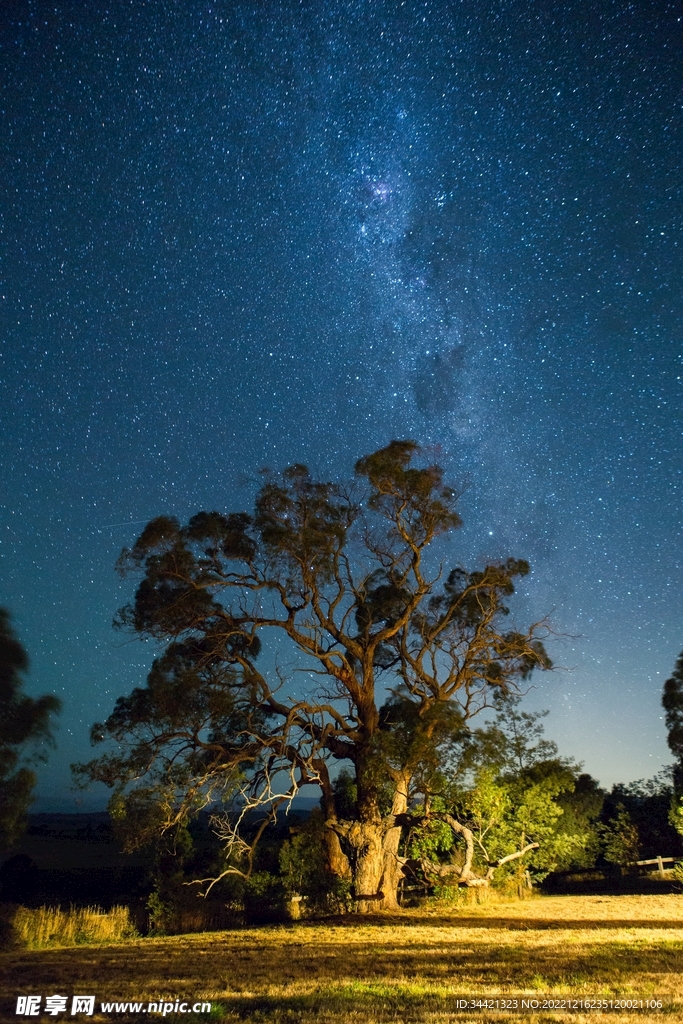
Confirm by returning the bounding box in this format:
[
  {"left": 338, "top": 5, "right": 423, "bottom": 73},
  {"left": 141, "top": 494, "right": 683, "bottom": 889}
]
[{"left": 635, "top": 856, "right": 676, "bottom": 878}]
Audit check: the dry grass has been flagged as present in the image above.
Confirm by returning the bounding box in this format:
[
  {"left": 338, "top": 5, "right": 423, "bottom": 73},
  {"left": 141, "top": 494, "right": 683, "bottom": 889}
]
[
  {"left": 10, "top": 905, "right": 137, "bottom": 949},
  {"left": 1, "top": 894, "right": 682, "bottom": 1022}
]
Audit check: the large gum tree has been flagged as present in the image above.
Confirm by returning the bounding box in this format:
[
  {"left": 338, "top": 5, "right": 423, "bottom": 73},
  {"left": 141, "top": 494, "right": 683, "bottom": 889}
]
[{"left": 77, "top": 441, "right": 551, "bottom": 910}]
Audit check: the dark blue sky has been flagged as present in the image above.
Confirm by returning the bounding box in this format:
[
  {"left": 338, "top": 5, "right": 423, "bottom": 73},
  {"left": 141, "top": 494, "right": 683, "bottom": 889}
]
[{"left": 1, "top": 0, "right": 682, "bottom": 810}]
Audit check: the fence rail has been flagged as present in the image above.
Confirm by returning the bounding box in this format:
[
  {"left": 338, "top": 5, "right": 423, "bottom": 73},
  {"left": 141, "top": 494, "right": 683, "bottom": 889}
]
[{"left": 635, "top": 856, "right": 676, "bottom": 877}]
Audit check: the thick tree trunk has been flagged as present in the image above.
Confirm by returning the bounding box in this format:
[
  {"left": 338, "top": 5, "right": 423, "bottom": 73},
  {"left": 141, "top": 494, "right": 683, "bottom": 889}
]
[
  {"left": 345, "top": 820, "right": 386, "bottom": 913},
  {"left": 335, "top": 745, "right": 392, "bottom": 912},
  {"left": 326, "top": 778, "right": 411, "bottom": 912}
]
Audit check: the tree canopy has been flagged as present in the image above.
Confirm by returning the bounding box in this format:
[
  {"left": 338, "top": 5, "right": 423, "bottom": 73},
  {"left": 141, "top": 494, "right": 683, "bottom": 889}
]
[
  {"left": 76, "top": 440, "right": 552, "bottom": 909},
  {"left": 400, "top": 697, "right": 599, "bottom": 897},
  {"left": 663, "top": 651, "right": 683, "bottom": 776},
  {"left": 0, "top": 608, "right": 61, "bottom": 848},
  {"left": 662, "top": 650, "right": 683, "bottom": 837}
]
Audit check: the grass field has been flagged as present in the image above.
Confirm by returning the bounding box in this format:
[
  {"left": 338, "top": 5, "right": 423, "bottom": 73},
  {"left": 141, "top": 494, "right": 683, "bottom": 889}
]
[{"left": 2, "top": 894, "right": 682, "bottom": 1023}]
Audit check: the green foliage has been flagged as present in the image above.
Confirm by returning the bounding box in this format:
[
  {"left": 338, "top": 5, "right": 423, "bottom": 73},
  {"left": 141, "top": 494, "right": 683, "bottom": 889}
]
[
  {"left": 555, "top": 774, "right": 605, "bottom": 869},
  {"left": 0, "top": 609, "right": 61, "bottom": 849},
  {"left": 407, "top": 815, "right": 455, "bottom": 862},
  {"left": 332, "top": 769, "right": 357, "bottom": 819},
  {"left": 278, "top": 810, "right": 354, "bottom": 914},
  {"left": 140, "top": 822, "right": 197, "bottom": 935},
  {"left": 670, "top": 795, "right": 683, "bottom": 837},
  {"left": 429, "top": 878, "right": 469, "bottom": 906},
  {"left": 279, "top": 811, "right": 332, "bottom": 895},
  {"left": 146, "top": 888, "right": 175, "bottom": 936},
  {"left": 462, "top": 762, "right": 581, "bottom": 883},
  {"left": 598, "top": 805, "right": 640, "bottom": 867},
  {"left": 443, "top": 697, "right": 597, "bottom": 884},
  {"left": 663, "top": 655, "right": 683, "bottom": 816}
]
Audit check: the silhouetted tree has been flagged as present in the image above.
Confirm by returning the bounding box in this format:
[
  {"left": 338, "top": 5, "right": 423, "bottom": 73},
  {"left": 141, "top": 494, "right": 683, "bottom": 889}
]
[
  {"left": 663, "top": 651, "right": 683, "bottom": 790},
  {"left": 602, "top": 775, "right": 681, "bottom": 861},
  {"left": 75, "top": 441, "right": 551, "bottom": 910},
  {"left": 661, "top": 651, "right": 683, "bottom": 840},
  {"left": 0, "top": 609, "right": 61, "bottom": 848}
]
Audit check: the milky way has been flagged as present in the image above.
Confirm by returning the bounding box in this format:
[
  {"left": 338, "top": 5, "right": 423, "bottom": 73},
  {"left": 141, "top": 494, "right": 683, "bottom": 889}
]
[{"left": 1, "top": 1, "right": 682, "bottom": 808}]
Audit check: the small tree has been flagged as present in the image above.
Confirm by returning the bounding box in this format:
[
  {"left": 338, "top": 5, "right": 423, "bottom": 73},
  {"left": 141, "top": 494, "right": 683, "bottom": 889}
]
[
  {"left": 75, "top": 441, "right": 551, "bottom": 910},
  {"left": 0, "top": 609, "right": 61, "bottom": 849},
  {"left": 599, "top": 806, "right": 640, "bottom": 870},
  {"left": 555, "top": 773, "right": 605, "bottom": 869},
  {"left": 603, "top": 774, "right": 680, "bottom": 861},
  {"left": 662, "top": 652, "right": 683, "bottom": 770},
  {"left": 661, "top": 651, "right": 683, "bottom": 835},
  {"left": 406, "top": 698, "right": 592, "bottom": 895}
]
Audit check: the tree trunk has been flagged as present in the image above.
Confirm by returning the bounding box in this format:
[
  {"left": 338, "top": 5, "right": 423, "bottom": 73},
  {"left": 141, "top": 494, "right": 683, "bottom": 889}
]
[
  {"left": 345, "top": 820, "right": 386, "bottom": 913},
  {"left": 316, "top": 760, "right": 352, "bottom": 881},
  {"left": 379, "top": 771, "right": 410, "bottom": 910},
  {"left": 379, "top": 827, "right": 403, "bottom": 910},
  {"left": 324, "top": 826, "right": 352, "bottom": 881},
  {"left": 325, "top": 761, "right": 409, "bottom": 913}
]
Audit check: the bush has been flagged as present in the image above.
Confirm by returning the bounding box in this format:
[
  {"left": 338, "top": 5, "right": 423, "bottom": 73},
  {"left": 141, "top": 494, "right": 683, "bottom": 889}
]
[
  {"left": 144, "top": 879, "right": 242, "bottom": 936},
  {"left": 429, "top": 880, "right": 468, "bottom": 907},
  {"left": 146, "top": 888, "right": 175, "bottom": 936},
  {"left": 0, "top": 904, "right": 20, "bottom": 949},
  {"left": 243, "top": 872, "right": 288, "bottom": 924},
  {"left": 599, "top": 806, "right": 640, "bottom": 868},
  {"left": 278, "top": 809, "right": 352, "bottom": 915}
]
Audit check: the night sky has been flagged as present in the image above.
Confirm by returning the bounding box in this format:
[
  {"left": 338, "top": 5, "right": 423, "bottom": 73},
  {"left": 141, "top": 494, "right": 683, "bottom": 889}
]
[{"left": 1, "top": 1, "right": 682, "bottom": 811}]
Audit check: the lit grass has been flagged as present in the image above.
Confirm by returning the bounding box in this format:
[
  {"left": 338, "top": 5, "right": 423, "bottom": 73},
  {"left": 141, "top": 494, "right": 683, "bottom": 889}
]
[
  {"left": 11, "top": 905, "right": 137, "bottom": 948},
  {"left": 1, "top": 895, "right": 682, "bottom": 1022}
]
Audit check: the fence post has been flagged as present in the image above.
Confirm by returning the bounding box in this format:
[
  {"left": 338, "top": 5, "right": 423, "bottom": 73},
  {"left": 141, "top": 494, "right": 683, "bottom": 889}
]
[{"left": 657, "top": 856, "right": 665, "bottom": 878}]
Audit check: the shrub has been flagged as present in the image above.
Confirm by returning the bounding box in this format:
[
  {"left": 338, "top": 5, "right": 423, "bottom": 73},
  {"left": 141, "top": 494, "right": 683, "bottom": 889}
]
[
  {"left": 243, "top": 872, "right": 288, "bottom": 924},
  {"left": 278, "top": 809, "right": 353, "bottom": 916},
  {"left": 599, "top": 806, "right": 640, "bottom": 868}
]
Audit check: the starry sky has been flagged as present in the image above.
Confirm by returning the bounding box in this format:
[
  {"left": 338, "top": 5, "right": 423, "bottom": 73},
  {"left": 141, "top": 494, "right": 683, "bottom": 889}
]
[{"left": 1, "top": 0, "right": 682, "bottom": 811}]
